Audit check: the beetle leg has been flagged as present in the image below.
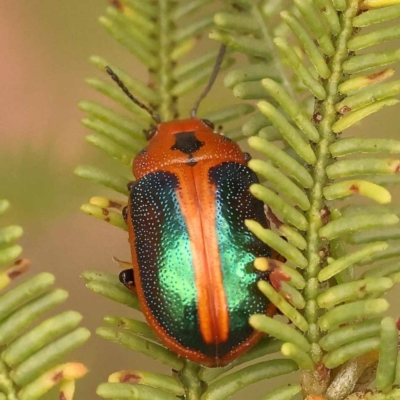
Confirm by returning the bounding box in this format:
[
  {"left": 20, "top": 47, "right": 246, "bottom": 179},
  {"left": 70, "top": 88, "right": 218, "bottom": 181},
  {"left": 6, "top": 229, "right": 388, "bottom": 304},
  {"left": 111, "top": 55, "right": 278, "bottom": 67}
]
[
  {"left": 126, "top": 181, "right": 138, "bottom": 191},
  {"left": 243, "top": 152, "right": 252, "bottom": 163},
  {"left": 119, "top": 269, "right": 135, "bottom": 291},
  {"left": 122, "top": 206, "right": 128, "bottom": 223}
]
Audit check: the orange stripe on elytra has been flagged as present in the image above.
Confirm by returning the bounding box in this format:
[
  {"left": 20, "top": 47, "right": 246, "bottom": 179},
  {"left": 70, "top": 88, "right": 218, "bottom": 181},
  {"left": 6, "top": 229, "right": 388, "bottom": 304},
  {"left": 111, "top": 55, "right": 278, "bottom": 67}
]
[{"left": 174, "top": 164, "right": 229, "bottom": 345}]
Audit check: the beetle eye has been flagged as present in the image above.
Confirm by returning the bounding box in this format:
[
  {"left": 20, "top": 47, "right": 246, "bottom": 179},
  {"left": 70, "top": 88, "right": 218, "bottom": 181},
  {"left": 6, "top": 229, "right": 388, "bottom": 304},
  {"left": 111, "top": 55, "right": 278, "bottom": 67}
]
[
  {"left": 201, "top": 119, "right": 215, "bottom": 130},
  {"left": 145, "top": 127, "right": 157, "bottom": 140}
]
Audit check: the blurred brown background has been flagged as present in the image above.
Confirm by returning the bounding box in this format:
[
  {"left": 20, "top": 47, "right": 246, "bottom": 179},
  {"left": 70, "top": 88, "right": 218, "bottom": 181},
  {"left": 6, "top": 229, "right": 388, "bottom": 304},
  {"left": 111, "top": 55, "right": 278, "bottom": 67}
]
[{"left": 1, "top": 1, "right": 400, "bottom": 399}]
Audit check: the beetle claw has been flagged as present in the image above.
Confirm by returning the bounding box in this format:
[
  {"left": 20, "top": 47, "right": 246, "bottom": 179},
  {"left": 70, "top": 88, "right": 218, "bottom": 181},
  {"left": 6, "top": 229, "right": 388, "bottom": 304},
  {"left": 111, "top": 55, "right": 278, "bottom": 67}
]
[{"left": 112, "top": 256, "right": 132, "bottom": 269}]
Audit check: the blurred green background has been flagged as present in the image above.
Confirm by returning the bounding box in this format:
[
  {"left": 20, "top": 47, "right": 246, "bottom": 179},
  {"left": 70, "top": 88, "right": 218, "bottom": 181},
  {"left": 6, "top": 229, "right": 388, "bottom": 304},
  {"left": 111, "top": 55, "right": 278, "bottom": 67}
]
[{"left": 2, "top": 1, "right": 400, "bottom": 399}]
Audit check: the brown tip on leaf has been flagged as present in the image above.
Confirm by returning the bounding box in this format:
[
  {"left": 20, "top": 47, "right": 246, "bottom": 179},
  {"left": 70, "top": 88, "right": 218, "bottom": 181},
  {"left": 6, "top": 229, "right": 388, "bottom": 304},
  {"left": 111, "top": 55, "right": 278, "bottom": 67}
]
[
  {"left": 8, "top": 269, "right": 24, "bottom": 279},
  {"left": 396, "top": 317, "right": 400, "bottom": 330},
  {"left": 358, "top": 2, "right": 367, "bottom": 11},
  {"left": 120, "top": 372, "right": 141, "bottom": 384},
  {"left": 232, "top": 2, "right": 245, "bottom": 11},
  {"left": 350, "top": 184, "right": 360, "bottom": 193},
  {"left": 59, "top": 392, "right": 67, "bottom": 400},
  {"left": 109, "top": 0, "right": 123, "bottom": 10},
  {"left": 8, "top": 259, "right": 30, "bottom": 279},
  {"left": 53, "top": 371, "right": 64, "bottom": 383},
  {"left": 339, "top": 105, "right": 351, "bottom": 115}
]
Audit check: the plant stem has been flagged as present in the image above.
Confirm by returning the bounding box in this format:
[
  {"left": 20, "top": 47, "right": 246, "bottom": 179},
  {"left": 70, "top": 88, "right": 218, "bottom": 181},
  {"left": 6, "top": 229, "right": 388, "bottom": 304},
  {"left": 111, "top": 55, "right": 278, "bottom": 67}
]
[
  {"left": 0, "top": 361, "right": 18, "bottom": 400},
  {"left": 304, "top": 0, "right": 359, "bottom": 351},
  {"left": 179, "top": 361, "right": 203, "bottom": 400}
]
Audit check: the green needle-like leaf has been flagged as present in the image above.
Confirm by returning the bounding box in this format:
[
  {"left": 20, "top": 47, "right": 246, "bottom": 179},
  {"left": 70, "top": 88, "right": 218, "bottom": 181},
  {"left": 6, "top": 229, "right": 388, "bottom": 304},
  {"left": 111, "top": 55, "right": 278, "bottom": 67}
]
[
  {"left": 97, "top": 382, "right": 178, "bottom": 400},
  {"left": 319, "top": 318, "right": 382, "bottom": 351},
  {"left": 258, "top": 385, "right": 301, "bottom": 400},
  {"left": 96, "top": 327, "right": 183, "bottom": 370},
  {"left": 201, "top": 360, "right": 298, "bottom": 400},
  {"left": 11, "top": 327, "right": 91, "bottom": 386},
  {"left": 319, "top": 299, "right": 389, "bottom": 331},
  {"left": 318, "top": 242, "right": 389, "bottom": 281},
  {"left": 323, "top": 337, "right": 381, "bottom": 369},
  {"left": 250, "top": 315, "right": 310, "bottom": 351},
  {"left": 376, "top": 317, "right": 398, "bottom": 391}
]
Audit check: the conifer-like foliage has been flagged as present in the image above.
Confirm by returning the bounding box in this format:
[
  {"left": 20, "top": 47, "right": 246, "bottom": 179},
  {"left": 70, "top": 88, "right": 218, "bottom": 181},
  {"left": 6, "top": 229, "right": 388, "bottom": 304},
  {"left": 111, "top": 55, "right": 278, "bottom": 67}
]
[
  {"left": 0, "top": 200, "right": 90, "bottom": 400},
  {"left": 78, "top": 0, "right": 400, "bottom": 399}
]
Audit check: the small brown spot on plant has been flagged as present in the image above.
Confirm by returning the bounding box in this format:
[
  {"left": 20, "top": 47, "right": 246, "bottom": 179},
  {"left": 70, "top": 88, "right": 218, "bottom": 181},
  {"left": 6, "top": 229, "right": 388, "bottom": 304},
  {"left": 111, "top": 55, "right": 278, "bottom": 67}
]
[
  {"left": 313, "top": 112, "right": 323, "bottom": 123},
  {"left": 368, "top": 70, "right": 388, "bottom": 81},
  {"left": 339, "top": 105, "right": 351, "bottom": 114},
  {"left": 350, "top": 184, "right": 359, "bottom": 193},
  {"left": 109, "top": 0, "right": 123, "bottom": 10},
  {"left": 59, "top": 392, "right": 67, "bottom": 400},
  {"left": 320, "top": 206, "right": 331, "bottom": 226},
  {"left": 232, "top": 3, "right": 245, "bottom": 11},
  {"left": 8, "top": 270, "right": 23, "bottom": 279},
  {"left": 53, "top": 371, "right": 64, "bottom": 382},
  {"left": 121, "top": 372, "right": 141, "bottom": 384}
]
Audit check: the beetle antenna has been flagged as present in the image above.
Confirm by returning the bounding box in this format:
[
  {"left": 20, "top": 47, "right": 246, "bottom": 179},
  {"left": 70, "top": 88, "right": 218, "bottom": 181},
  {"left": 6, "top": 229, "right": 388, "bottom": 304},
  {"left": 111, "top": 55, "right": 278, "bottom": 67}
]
[
  {"left": 190, "top": 44, "right": 227, "bottom": 118},
  {"left": 105, "top": 66, "right": 161, "bottom": 124}
]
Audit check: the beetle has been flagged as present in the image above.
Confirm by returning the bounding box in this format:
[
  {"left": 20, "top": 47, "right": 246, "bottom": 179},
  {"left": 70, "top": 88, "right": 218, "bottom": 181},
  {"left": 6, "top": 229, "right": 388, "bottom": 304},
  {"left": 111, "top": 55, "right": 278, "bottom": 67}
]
[{"left": 106, "top": 46, "right": 280, "bottom": 367}]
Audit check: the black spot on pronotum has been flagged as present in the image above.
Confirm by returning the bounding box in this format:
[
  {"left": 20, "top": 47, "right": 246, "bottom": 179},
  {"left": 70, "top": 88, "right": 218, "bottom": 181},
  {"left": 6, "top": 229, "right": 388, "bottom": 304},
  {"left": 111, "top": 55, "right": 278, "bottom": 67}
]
[{"left": 171, "top": 131, "right": 205, "bottom": 155}]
